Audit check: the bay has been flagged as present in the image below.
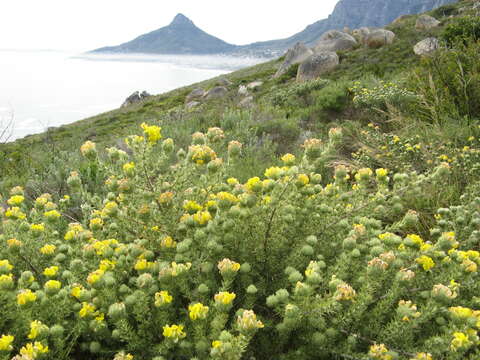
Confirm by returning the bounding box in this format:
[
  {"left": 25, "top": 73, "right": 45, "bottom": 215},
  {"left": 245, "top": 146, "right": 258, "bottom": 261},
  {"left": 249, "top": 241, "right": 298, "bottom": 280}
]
[{"left": 0, "top": 50, "right": 264, "bottom": 141}]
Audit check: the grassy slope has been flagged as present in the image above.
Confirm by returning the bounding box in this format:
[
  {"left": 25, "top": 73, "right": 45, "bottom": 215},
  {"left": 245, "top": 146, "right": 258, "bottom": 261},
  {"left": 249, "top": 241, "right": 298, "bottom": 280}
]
[{"left": 0, "top": 0, "right": 468, "bottom": 191}]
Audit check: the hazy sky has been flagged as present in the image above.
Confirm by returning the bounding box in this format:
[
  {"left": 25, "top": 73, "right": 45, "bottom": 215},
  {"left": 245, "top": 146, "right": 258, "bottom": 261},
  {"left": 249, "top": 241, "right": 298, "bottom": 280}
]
[{"left": 0, "top": 0, "right": 338, "bottom": 51}]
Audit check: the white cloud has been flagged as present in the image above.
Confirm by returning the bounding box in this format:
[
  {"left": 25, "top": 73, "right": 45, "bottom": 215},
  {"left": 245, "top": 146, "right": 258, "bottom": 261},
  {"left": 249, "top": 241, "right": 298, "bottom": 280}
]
[{"left": 0, "top": 0, "right": 338, "bottom": 51}]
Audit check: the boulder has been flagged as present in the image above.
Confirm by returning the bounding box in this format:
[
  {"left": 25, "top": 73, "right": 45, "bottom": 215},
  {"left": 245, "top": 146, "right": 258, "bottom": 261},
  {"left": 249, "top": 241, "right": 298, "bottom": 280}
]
[
  {"left": 352, "top": 27, "right": 371, "bottom": 45},
  {"left": 216, "top": 77, "right": 232, "bottom": 86},
  {"left": 186, "top": 88, "right": 205, "bottom": 103},
  {"left": 413, "top": 37, "right": 440, "bottom": 56},
  {"left": 415, "top": 15, "right": 440, "bottom": 31},
  {"left": 296, "top": 52, "right": 339, "bottom": 82},
  {"left": 121, "top": 90, "right": 152, "bottom": 108},
  {"left": 365, "top": 29, "right": 396, "bottom": 48},
  {"left": 238, "top": 85, "right": 249, "bottom": 96},
  {"left": 314, "top": 30, "right": 357, "bottom": 52},
  {"left": 247, "top": 81, "right": 263, "bottom": 90},
  {"left": 204, "top": 86, "right": 228, "bottom": 100},
  {"left": 238, "top": 96, "right": 254, "bottom": 109},
  {"left": 185, "top": 101, "right": 201, "bottom": 109},
  {"left": 275, "top": 42, "right": 314, "bottom": 77}
]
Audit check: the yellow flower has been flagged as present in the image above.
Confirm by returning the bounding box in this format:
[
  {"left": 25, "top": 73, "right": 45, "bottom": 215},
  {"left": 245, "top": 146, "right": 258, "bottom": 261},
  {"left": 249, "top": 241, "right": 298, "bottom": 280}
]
[
  {"left": 281, "top": 153, "right": 296, "bottom": 165},
  {"left": 9, "top": 186, "right": 24, "bottom": 196},
  {"left": 369, "top": 344, "right": 393, "bottom": 360},
  {"left": 134, "top": 259, "right": 153, "bottom": 271},
  {"left": 20, "top": 342, "right": 49, "bottom": 357},
  {"left": 5, "top": 207, "right": 26, "bottom": 220},
  {"left": 0, "top": 274, "right": 14, "bottom": 289},
  {"left": 237, "top": 310, "right": 264, "bottom": 331},
  {"left": 462, "top": 258, "right": 477, "bottom": 273},
  {"left": 188, "top": 303, "right": 209, "bottom": 320},
  {"left": 217, "top": 258, "right": 241, "bottom": 273},
  {"left": 44, "top": 210, "right": 61, "bottom": 220},
  {"left": 335, "top": 283, "right": 356, "bottom": 301},
  {"left": 7, "top": 238, "right": 22, "bottom": 248},
  {"left": 162, "top": 324, "right": 186, "bottom": 342},
  {"left": 227, "top": 177, "right": 239, "bottom": 186},
  {"left": 30, "top": 223, "right": 45, "bottom": 233},
  {"left": 245, "top": 177, "right": 262, "bottom": 192},
  {"left": 154, "top": 291, "right": 173, "bottom": 306},
  {"left": 99, "top": 259, "right": 116, "bottom": 271},
  {"left": 410, "top": 353, "right": 432, "bottom": 360},
  {"left": 0, "top": 334, "right": 14, "bottom": 351},
  {"left": 183, "top": 200, "right": 202, "bottom": 214},
  {"left": 264, "top": 166, "right": 283, "bottom": 179},
  {"left": 376, "top": 168, "right": 388, "bottom": 178},
  {"left": 80, "top": 141, "right": 96, "bottom": 157},
  {"left": 40, "top": 244, "right": 56, "bottom": 255},
  {"left": 17, "top": 289, "right": 37, "bottom": 305},
  {"left": 0, "top": 260, "right": 13, "bottom": 272},
  {"left": 79, "top": 302, "right": 96, "bottom": 318},
  {"left": 7, "top": 195, "right": 24, "bottom": 206},
  {"left": 141, "top": 123, "right": 162, "bottom": 144},
  {"left": 451, "top": 331, "right": 472, "bottom": 351},
  {"left": 87, "top": 269, "right": 105, "bottom": 284},
  {"left": 297, "top": 174, "right": 310, "bottom": 186},
  {"left": 214, "top": 291, "right": 236, "bottom": 305},
  {"left": 71, "top": 285, "right": 83, "bottom": 298},
  {"left": 160, "top": 236, "right": 177, "bottom": 248},
  {"left": 64, "top": 223, "right": 85, "bottom": 241},
  {"left": 449, "top": 306, "right": 474, "bottom": 319},
  {"left": 193, "top": 211, "right": 212, "bottom": 225},
  {"left": 212, "top": 340, "right": 222, "bottom": 349},
  {"left": 114, "top": 352, "right": 134, "bottom": 360},
  {"left": 416, "top": 255, "right": 435, "bottom": 271},
  {"left": 44, "top": 280, "right": 61, "bottom": 290},
  {"left": 28, "top": 320, "right": 48, "bottom": 340},
  {"left": 123, "top": 162, "right": 135, "bottom": 175},
  {"left": 43, "top": 266, "right": 59, "bottom": 277},
  {"left": 188, "top": 144, "right": 217, "bottom": 165}
]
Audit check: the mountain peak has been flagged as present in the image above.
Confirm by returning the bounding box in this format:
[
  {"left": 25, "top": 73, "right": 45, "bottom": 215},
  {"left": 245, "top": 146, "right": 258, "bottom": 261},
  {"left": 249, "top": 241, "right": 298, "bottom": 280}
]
[{"left": 170, "top": 13, "right": 194, "bottom": 27}]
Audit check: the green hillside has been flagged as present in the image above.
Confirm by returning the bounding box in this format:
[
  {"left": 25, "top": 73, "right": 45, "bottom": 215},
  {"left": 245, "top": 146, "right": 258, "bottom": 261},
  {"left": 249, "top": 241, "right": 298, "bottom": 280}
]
[{"left": 1, "top": 1, "right": 480, "bottom": 359}]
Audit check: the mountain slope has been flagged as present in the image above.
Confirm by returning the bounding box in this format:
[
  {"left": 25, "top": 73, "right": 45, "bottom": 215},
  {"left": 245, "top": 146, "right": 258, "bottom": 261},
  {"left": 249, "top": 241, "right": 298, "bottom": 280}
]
[
  {"left": 92, "top": 14, "right": 237, "bottom": 55},
  {"left": 235, "top": 0, "right": 457, "bottom": 55}
]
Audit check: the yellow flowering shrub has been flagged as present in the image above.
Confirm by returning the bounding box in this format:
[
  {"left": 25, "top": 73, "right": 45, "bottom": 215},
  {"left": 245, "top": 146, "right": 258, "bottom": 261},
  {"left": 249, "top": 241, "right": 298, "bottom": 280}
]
[{"left": 0, "top": 124, "right": 479, "bottom": 360}]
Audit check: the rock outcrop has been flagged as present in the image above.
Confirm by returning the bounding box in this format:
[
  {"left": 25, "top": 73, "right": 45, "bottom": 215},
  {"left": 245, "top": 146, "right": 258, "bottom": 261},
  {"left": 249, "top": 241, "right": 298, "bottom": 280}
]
[
  {"left": 314, "top": 30, "right": 358, "bottom": 52},
  {"left": 416, "top": 15, "right": 441, "bottom": 30},
  {"left": 275, "top": 42, "right": 314, "bottom": 77},
  {"left": 238, "top": 96, "right": 254, "bottom": 109},
  {"left": 352, "top": 27, "right": 372, "bottom": 45},
  {"left": 121, "top": 91, "right": 152, "bottom": 108},
  {"left": 204, "top": 86, "right": 228, "bottom": 100},
  {"left": 247, "top": 81, "right": 263, "bottom": 90},
  {"left": 365, "top": 29, "right": 396, "bottom": 48},
  {"left": 238, "top": 85, "right": 249, "bottom": 96},
  {"left": 414, "top": 37, "right": 440, "bottom": 55},
  {"left": 186, "top": 88, "right": 205, "bottom": 103},
  {"left": 297, "top": 52, "right": 339, "bottom": 82}
]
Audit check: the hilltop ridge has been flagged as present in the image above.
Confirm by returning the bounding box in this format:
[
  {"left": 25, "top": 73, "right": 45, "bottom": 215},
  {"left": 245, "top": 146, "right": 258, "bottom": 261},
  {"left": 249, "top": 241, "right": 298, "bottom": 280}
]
[{"left": 91, "top": 13, "right": 237, "bottom": 55}]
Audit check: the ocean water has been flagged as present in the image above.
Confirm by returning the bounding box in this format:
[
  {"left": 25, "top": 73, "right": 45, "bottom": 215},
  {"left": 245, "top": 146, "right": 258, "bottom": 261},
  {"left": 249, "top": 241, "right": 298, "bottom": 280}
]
[{"left": 0, "top": 50, "right": 265, "bottom": 141}]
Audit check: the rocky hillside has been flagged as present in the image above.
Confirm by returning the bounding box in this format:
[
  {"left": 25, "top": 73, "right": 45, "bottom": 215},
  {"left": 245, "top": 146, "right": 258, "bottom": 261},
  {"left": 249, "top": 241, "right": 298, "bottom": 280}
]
[
  {"left": 91, "top": 13, "right": 237, "bottom": 55},
  {"left": 238, "top": 0, "right": 456, "bottom": 55}
]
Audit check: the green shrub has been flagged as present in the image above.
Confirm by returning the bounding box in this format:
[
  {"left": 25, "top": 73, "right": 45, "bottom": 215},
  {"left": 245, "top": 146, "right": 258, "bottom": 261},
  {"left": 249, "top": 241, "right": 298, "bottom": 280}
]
[
  {"left": 314, "top": 82, "right": 350, "bottom": 112},
  {"left": 254, "top": 117, "right": 301, "bottom": 145},
  {"left": 412, "top": 40, "right": 480, "bottom": 123},
  {"left": 442, "top": 16, "right": 480, "bottom": 46}
]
